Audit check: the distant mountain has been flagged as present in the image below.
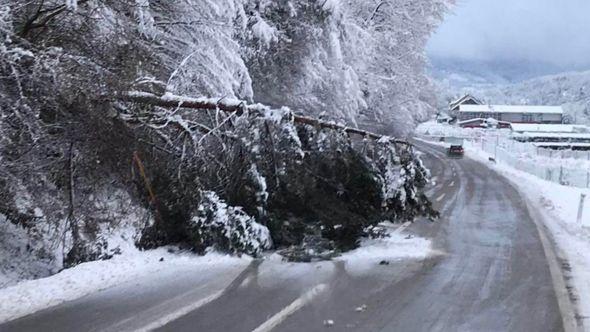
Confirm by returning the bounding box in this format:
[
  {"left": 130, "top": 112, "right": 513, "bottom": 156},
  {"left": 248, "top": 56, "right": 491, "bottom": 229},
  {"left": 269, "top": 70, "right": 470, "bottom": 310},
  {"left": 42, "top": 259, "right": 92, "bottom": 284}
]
[{"left": 428, "top": 57, "right": 577, "bottom": 88}]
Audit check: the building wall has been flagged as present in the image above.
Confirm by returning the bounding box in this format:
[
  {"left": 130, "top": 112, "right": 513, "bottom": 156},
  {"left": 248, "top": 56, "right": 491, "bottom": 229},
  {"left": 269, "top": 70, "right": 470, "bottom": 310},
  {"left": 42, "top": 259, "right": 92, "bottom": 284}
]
[
  {"left": 500, "top": 113, "right": 526, "bottom": 122},
  {"left": 458, "top": 112, "right": 562, "bottom": 124},
  {"left": 457, "top": 112, "right": 480, "bottom": 121},
  {"left": 540, "top": 113, "right": 563, "bottom": 123},
  {"left": 501, "top": 113, "right": 562, "bottom": 123}
]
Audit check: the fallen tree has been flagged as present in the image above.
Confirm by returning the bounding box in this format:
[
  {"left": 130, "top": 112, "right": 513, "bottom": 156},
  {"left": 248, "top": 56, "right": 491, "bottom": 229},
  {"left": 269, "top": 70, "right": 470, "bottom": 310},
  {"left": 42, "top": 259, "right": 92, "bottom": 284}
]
[
  {"left": 119, "top": 91, "right": 437, "bottom": 259},
  {"left": 120, "top": 91, "right": 411, "bottom": 144}
]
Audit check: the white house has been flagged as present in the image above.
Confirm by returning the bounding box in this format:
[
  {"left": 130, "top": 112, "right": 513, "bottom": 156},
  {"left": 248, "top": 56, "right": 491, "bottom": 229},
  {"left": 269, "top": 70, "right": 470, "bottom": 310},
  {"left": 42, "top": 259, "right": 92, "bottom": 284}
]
[
  {"left": 449, "top": 94, "right": 482, "bottom": 115},
  {"left": 457, "top": 105, "right": 563, "bottom": 124}
]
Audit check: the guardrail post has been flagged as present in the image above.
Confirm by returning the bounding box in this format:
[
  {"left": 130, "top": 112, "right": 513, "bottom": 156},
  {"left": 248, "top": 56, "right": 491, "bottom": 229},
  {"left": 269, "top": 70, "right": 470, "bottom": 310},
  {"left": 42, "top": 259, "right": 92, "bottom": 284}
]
[
  {"left": 559, "top": 166, "right": 564, "bottom": 185},
  {"left": 494, "top": 136, "right": 499, "bottom": 160},
  {"left": 577, "top": 193, "right": 586, "bottom": 224}
]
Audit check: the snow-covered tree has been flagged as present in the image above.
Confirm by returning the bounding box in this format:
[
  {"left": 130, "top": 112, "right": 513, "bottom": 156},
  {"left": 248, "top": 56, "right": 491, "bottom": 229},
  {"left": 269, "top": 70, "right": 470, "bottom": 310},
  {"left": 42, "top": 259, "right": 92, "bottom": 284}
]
[
  {"left": 241, "top": 0, "right": 450, "bottom": 134},
  {"left": 0, "top": 0, "right": 446, "bottom": 278}
]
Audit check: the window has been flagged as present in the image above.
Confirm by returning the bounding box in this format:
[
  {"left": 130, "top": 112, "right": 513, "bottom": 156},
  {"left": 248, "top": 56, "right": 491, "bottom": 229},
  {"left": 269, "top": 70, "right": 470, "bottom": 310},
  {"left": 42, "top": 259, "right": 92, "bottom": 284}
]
[{"left": 523, "top": 113, "right": 533, "bottom": 122}]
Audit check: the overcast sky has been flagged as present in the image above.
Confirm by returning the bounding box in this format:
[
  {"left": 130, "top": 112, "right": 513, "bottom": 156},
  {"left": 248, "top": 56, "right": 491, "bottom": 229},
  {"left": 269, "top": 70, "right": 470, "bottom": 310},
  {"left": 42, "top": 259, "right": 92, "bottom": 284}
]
[{"left": 427, "top": 0, "right": 590, "bottom": 69}]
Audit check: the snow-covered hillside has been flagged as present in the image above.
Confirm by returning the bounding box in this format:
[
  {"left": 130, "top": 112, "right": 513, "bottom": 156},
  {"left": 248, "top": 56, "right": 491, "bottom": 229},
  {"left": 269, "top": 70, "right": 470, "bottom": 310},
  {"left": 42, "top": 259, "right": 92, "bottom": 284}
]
[
  {"left": 435, "top": 67, "right": 590, "bottom": 125},
  {"left": 475, "top": 71, "right": 590, "bottom": 124},
  {"left": 429, "top": 58, "right": 574, "bottom": 88}
]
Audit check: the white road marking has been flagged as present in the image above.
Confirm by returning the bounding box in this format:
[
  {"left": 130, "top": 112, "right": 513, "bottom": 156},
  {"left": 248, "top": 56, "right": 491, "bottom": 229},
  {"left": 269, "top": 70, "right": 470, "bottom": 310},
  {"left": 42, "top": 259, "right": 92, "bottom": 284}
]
[
  {"left": 135, "top": 290, "right": 224, "bottom": 332},
  {"left": 449, "top": 181, "right": 455, "bottom": 187},
  {"left": 393, "top": 222, "right": 412, "bottom": 235},
  {"left": 251, "top": 284, "right": 328, "bottom": 332},
  {"left": 435, "top": 193, "right": 446, "bottom": 202}
]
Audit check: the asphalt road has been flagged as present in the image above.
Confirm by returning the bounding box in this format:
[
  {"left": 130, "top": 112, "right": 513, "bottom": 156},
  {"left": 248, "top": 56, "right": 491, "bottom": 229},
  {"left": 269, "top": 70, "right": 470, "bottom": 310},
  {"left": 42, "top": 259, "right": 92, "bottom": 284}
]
[{"left": 1, "top": 141, "right": 566, "bottom": 332}]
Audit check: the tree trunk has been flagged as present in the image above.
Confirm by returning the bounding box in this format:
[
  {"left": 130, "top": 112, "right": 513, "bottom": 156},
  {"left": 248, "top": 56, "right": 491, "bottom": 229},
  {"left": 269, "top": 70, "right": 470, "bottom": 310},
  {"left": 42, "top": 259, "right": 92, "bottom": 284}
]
[{"left": 119, "top": 92, "right": 411, "bottom": 146}]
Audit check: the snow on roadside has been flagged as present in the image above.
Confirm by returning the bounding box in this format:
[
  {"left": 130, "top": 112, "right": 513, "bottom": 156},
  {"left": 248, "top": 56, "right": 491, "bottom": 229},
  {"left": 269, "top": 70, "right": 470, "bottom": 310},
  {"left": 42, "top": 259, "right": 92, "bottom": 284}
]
[
  {"left": 0, "top": 248, "right": 250, "bottom": 324},
  {"left": 338, "top": 231, "right": 432, "bottom": 276},
  {"left": 0, "top": 218, "right": 55, "bottom": 288},
  {"left": 256, "top": 225, "right": 433, "bottom": 287},
  {"left": 462, "top": 142, "right": 590, "bottom": 327}
]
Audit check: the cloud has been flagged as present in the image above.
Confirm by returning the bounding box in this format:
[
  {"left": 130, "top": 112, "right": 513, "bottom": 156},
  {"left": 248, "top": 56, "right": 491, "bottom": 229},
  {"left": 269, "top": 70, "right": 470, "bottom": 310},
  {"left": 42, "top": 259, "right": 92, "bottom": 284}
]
[{"left": 427, "top": 0, "right": 590, "bottom": 68}]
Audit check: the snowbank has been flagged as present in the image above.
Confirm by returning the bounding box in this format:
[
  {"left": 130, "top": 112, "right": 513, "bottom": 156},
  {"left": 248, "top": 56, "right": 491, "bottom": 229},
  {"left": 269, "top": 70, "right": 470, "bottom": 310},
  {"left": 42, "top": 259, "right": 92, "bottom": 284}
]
[
  {"left": 0, "top": 248, "right": 250, "bottom": 324},
  {"left": 256, "top": 225, "right": 433, "bottom": 286},
  {"left": 338, "top": 231, "right": 432, "bottom": 276}
]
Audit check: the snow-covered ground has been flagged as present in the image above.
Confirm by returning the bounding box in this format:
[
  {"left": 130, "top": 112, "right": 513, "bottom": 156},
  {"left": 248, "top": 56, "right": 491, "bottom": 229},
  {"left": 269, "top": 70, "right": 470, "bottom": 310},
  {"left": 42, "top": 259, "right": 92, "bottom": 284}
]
[
  {"left": 260, "top": 227, "right": 432, "bottom": 281},
  {"left": 0, "top": 248, "right": 251, "bottom": 324},
  {"left": 338, "top": 227, "right": 432, "bottom": 277},
  {"left": 0, "top": 219, "right": 55, "bottom": 288}
]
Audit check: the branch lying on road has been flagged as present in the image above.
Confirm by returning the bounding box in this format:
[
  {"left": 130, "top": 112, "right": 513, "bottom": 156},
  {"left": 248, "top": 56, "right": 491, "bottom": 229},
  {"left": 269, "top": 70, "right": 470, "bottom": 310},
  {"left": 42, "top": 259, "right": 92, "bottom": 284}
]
[{"left": 119, "top": 91, "right": 411, "bottom": 146}]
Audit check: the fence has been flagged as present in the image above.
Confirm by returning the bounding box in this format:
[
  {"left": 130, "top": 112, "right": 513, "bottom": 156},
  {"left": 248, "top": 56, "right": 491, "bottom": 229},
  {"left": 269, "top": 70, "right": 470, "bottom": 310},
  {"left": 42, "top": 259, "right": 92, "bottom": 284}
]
[
  {"left": 471, "top": 135, "right": 590, "bottom": 189},
  {"left": 537, "top": 148, "right": 590, "bottom": 160}
]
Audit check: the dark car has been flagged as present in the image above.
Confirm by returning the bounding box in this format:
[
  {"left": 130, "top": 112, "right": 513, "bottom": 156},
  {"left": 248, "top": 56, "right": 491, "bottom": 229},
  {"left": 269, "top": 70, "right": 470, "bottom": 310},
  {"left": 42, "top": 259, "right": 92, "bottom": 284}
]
[{"left": 447, "top": 145, "right": 464, "bottom": 158}]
